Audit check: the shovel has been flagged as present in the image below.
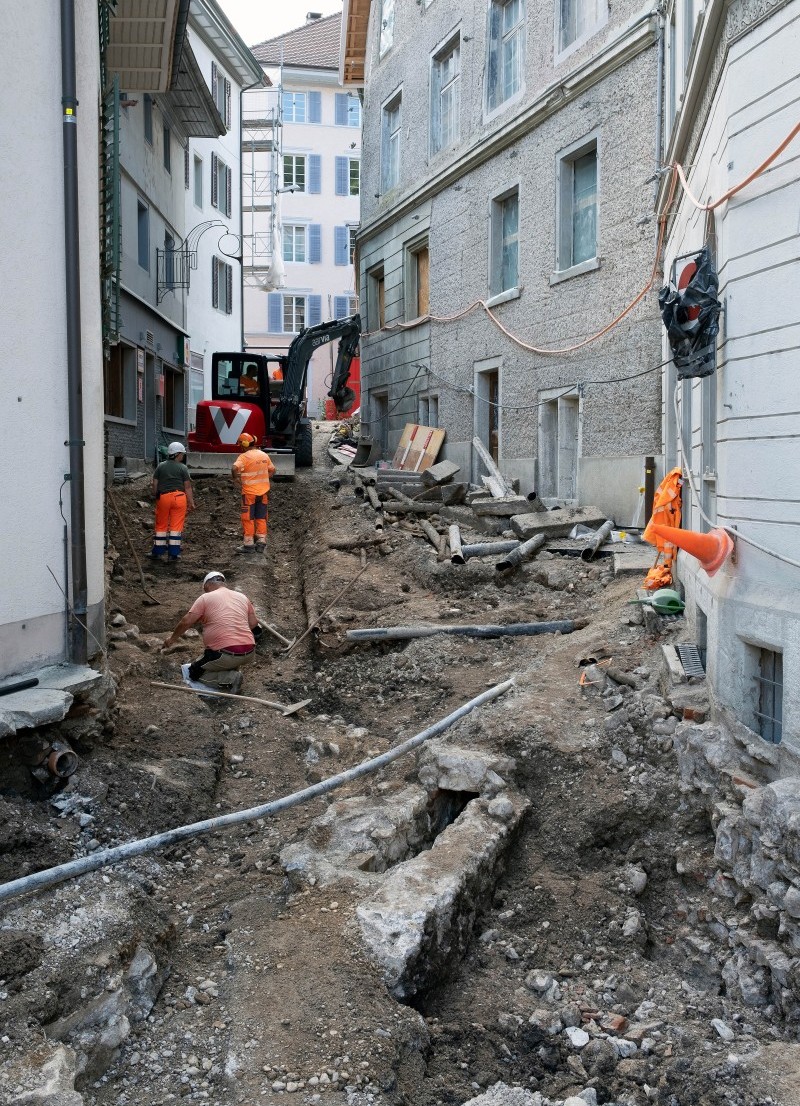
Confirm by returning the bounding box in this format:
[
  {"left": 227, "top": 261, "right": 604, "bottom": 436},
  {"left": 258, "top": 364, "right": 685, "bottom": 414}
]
[{"left": 150, "top": 680, "right": 311, "bottom": 716}]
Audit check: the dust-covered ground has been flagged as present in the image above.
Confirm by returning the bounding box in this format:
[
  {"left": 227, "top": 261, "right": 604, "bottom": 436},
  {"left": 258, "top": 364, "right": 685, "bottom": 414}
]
[{"left": 1, "top": 428, "right": 798, "bottom": 1106}]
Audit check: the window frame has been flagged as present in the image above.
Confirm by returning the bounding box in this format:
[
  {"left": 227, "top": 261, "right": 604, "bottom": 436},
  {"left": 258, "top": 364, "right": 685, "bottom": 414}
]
[
  {"left": 367, "top": 264, "right": 386, "bottom": 331},
  {"left": 193, "top": 154, "right": 203, "bottom": 209},
  {"left": 283, "top": 294, "right": 307, "bottom": 334},
  {"left": 489, "top": 185, "right": 520, "bottom": 297},
  {"left": 554, "top": 133, "right": 600, "bottom": 280},
  {"left": 556, "top": 0, "right": 607, "bottom": 62},
  {"left": 381, "top": 92, "right": 402, "bottom": 194},
  {"left": 537, "top": 385, "right": 582, "bottom": 504},
  {"left": 283, "top": 154, "right": 307, "bottom": 193},
  {"left": 405, "top": 234, "right": 430, "bottom": 320},
  {"left": 430, "top": 32, "right": 461, "bottom": 156},
  {"left": 212, "top": 256, "right": 234, "bottom": 315},
  {"left": 162, "top": 362, "right": 186, "bottom": 433},
  {"left": 486, "top": 0, "right": 525, "bottom": 117},
  {"left": 282, "top": 91, "right": 308, "bottom": 123},
  {"left": 104, "top": 341, "right": 138, "bottom": 423},
  {"left": 282, "top": 223, "right": 308, "bottom": 263},
  {"left": 137, "top": 199, "right": 149, "bottom": 271}
]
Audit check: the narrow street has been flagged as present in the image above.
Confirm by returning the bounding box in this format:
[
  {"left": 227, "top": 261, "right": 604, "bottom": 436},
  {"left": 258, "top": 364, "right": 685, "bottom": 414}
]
[{"left": 1, "top": 431, "right": 797, "bottom": 1106}]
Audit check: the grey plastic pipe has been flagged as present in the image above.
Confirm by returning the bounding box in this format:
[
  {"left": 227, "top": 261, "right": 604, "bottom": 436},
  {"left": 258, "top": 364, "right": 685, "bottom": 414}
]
[
  {"left": 0, "top": 678, "right": 516, "bottom": 905},
  {"left": 345, "top": 619, "right": 587, "bottom": 642}
]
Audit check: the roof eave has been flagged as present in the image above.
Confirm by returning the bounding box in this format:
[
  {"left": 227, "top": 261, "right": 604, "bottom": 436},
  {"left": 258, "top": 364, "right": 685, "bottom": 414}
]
[{"left": 189, "top": 0, "right": 266, "bottom": 88}]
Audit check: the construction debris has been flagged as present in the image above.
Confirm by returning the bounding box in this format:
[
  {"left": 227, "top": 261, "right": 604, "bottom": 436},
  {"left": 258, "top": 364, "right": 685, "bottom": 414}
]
[{"left": 510, "top": 504, "right": 608, "bottom": 539}]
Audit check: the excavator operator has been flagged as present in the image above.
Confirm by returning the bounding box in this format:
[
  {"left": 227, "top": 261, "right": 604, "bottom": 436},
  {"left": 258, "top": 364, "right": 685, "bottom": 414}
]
[
  {"left": 240, "top": 364, "right": 260, "bottom": 396},
  {"left": 231, "top": 433, "right": 276, "bottom": 555}
]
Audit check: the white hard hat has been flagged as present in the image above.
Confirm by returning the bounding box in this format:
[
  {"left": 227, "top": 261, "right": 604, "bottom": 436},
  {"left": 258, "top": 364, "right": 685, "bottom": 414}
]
[
  {"left": 203, "top": 571, "right": 225, "bottom": 586},
  {"left": 167, "top": 441, "right": 186, "bottom": 457}
]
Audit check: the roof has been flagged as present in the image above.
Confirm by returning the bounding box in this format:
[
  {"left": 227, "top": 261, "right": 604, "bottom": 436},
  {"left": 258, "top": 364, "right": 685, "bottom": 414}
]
[
  {"left": 340, "top": 0, "right": 370, "bottom": 86},
  {"left": 251, "top": 13, "right": 342, "bottom": 70},
  {"left": 189, "top": 0, "right": 267, "bottom": 88}
]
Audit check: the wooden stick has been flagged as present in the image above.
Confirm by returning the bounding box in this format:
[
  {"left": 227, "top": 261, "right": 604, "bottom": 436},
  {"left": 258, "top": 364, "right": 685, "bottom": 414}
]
[
  {"left": 107, "top": 487, "right": 161, "bottom": 605},
  {"left": 282, "top": 561, "right": 369, "bottom": 654},
  {"left": 150, "top": 680, "right": 310, "bottom": 716}
]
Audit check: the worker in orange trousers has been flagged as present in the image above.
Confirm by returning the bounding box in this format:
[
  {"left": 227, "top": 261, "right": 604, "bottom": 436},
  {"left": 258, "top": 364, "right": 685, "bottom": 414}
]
[
  {"left": 151, "top": 442, "right": 195, "bottom": 560},
  {"left": 231, "top": 433, "right": 276, "bottom": 554}
]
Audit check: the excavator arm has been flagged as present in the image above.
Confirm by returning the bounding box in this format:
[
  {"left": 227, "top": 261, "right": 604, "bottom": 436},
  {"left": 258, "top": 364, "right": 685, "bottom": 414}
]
[{"left": 272, "top": 314, "right": 362, "bottom": 432}]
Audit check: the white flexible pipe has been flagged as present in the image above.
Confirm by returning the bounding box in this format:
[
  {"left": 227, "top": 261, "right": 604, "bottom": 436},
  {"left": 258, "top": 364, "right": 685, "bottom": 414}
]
[{"left": 0, "top": 678, "right": 516, "bottom": 905}]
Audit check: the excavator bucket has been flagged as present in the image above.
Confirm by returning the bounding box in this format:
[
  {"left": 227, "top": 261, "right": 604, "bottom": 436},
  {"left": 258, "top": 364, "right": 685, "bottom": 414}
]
[{"left": 352, "top": 436, "right": 381, "bottom": 468}]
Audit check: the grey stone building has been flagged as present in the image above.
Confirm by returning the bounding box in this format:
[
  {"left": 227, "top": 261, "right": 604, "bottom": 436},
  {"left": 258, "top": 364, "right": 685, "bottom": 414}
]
[{"left": 342, "top": 0, "right": 664, "bottom": 523}]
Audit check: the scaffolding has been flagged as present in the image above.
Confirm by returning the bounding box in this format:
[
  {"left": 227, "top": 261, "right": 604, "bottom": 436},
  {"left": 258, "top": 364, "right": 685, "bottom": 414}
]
[{"left": 241, "top": 84, "right": 281, "bottom": 289}]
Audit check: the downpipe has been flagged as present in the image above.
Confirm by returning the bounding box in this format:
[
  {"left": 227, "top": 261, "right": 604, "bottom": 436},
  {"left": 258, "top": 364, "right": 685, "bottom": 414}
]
[{"left": 61, "top": 0, "right": 89, "bottom": 663}]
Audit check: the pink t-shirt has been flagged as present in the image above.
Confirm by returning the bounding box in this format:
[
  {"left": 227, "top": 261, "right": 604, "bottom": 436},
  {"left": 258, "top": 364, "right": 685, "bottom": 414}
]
[{"left": 188, "top": 588, "right": 256, "bottom": 651}]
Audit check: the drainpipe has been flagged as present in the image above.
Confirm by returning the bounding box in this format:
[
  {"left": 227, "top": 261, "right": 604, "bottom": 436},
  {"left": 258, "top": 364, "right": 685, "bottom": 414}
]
[
  {"left": 61, "top": 0, "right": 88, "bottom": 664},
  {"left": 653, "top": 5, "right": 666, "bottom": 210}
]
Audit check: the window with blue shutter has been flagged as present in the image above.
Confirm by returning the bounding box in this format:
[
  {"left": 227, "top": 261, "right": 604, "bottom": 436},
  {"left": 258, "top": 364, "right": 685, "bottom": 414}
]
[
  {"left": 308, "top": 155, "right": 321, "bottom": 194},
  {"left": 333, "top": 296, "right": 349, "bottom": 319},
  {"left": 268, "top": 293, "right": 283, "bottom": 333},
  {"left": 308, "top": 91, "right": 322, "bottom": 123},
  {"left": 308, "top": 295, "right": 322, "bottom": 326},
  {"left": 309, "top": 225, "right": 322, "bottom": 264},
  {"left": 335, "top": 157, "right": 348, "bottom": 196},
  {"left": 335, "top": 93, "right": 349, "bottom": 126},
  {"left": 334, "top": 226, "right": 349, "bottom": 266}
]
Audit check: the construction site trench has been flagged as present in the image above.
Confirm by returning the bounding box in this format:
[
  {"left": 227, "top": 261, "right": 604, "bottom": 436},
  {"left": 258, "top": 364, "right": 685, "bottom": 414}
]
[{"left": 1, "top": 427, "right": 798, "bottom": 1106}]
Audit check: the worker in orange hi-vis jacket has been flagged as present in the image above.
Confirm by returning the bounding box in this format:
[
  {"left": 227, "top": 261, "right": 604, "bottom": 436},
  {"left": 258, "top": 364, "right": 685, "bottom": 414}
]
[
  {"left": 231, "top": 433, "right": 276, "bottom": 555},
  {"left": 151, "top": 442, "right": 195, "bottom": 561}
]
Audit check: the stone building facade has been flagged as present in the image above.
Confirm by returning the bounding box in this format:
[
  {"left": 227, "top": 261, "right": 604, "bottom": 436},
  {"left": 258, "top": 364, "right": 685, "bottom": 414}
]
[{"left": 343, "top": 0, "right": 664, "bottom": 524}]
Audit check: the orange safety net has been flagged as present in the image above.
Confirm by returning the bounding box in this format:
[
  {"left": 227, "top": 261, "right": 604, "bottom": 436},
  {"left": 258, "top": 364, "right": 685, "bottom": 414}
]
[{"left": 642, "top": 467, "right": 683, "bottom": 590}]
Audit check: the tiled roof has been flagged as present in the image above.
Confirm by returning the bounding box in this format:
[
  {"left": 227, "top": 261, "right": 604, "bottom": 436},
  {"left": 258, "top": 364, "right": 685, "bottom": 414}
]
[{"left": 251, "top": 13, "right": 341, "bottom": 69}]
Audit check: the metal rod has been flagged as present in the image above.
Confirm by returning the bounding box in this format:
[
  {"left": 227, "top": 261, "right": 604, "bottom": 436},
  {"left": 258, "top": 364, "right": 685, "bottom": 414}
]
[
  {"left": 495, "top": 534, "right": 546, "bottom": 573},
  {"left": 346, "top": 618, "right": 588, "bottom": 642},
  {"left": 107, "top": 488, "right": 161, "bottom": 605},
  {"left": 0, "top": 678, "right": 39, "bottom": 698},
  {"left": 61, "top": 0, "right": 88, "bottom": 663},
  {"left": 283, "top": 562, "right": 369, "bottom": 654},
  {"left": 0, "top": 678, "right": 515, "bottom": 905},
  {"left": 581, "top": 520, "right": 615, "bottom": 563}
]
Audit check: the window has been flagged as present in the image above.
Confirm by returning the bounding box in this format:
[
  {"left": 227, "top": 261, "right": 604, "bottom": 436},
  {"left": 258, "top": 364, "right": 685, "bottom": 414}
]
[
  {"left": 163, "top": 123, "right": 171, "bottom": 172},
  {"left": 212, "top": 256, "right": 233, "bottom": 315},
  {"left": 211, "top": 153, "right": 232, "bottom": 217},
  {"left": 379, "top": 0, "right": 395, "bottom": 57},
  {"left": 193, "top": 155, "right": 203, "bottom": 208},
  {"left": 407, "top": 239, "right": 430, "bottom": 318},
  {"left": 381, "top": 95, "right": 402, "bottom": 192},
  {"left": 143, "top": 94, "right": 153, "bottom": 144},
  {"left": 349, "top": 227, "right": 358, "bottom": 264},
  {"left": 755, "top": 648, "right": 783, "bottom": 744},
  {"left": 334, "top": 295, "right": 358, "bottom": 319},
  {"left": 336, "top": 157, "right": 360, "bottom": 196},
  {"left": 559, "top": 0, "right": 605, "bottom": 54},
  {"left": 419, "top": 393, "right": 439, "bottom": 428},
  {"left": 431, "top": 37, "right": 460, "bottom": 154},
  {"left": 335, "top": 92, "right": 362, "bottom": 127},
  {"left": 283, "top": 224, "right": 307, "bottom": 263},
  {"left": 282, "top": 92, "right": 307, "bottom": 123},
  {"left": 284, "top": 295, "right": 306, "bottom": 333},
  {"left": 104, "top": 343, "right": 137, "bottom": 420},
  {"left": 163, "top": 364, "right": 185, "bottom": 432},
  {"left": 371, "top": 390, "right": 389, "bottom": 454},
  {"left": 539, "top": 389, "right": 580, "bottom": 502},
  {"left": 558, "top": 141, "right": 598, "bottom": 270},
  {"left": 368, "top": 265, "right": 386, "bottom": 330},
  {"left": 164, "top": 232, "right": 175, "bottom": 292},
  {"left": 283, "top": 154, "right": 307, "bottom": 193},
  {"left": 137, "top": 201, "right": 149, "bottom": 270},
  {"left": 212, "top": 63, "right": 232, "bottom": 130},
  {"left": 490, "top": 189, "right": 519, "bottom": 295},
  {"left": 487, "top": 0, "right": 524, "bottom": 113}
]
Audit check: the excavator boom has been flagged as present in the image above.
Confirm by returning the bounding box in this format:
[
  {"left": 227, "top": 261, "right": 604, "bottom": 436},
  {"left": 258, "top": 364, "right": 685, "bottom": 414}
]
[{"left": 273, "top": 313, "right": 361, "bottom": 431}]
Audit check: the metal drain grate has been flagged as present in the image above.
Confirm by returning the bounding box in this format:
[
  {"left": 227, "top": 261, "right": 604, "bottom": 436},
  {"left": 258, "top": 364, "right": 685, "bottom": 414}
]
[{"left": 675, "top": 643, "right": 706, "bottom": 678}]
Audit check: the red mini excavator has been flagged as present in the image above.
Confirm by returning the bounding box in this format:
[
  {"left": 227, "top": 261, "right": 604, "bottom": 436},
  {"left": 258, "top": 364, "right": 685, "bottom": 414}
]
[{"left": 189, "top": 314, "right": 361, "bottom": 476}]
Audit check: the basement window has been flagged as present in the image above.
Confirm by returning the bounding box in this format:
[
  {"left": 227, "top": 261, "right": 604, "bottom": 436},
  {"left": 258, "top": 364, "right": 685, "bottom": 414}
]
[{"left": 754, "top": 648, "right": 783, "bottom": 744}]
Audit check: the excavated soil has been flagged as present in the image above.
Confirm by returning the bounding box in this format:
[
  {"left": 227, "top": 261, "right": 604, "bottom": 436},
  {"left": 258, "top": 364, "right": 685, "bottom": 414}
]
[{"left": 0, "top": 428, "right": 796, "bottom": 1106}]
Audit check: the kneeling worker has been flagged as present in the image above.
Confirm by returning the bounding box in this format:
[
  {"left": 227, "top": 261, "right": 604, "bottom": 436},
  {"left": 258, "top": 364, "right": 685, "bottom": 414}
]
[
  {"left": 232, "top": 433, "right": 276, "bottom": 554},
  {"left": 162, "top": 571, "right": 262, "bottom": 693}
]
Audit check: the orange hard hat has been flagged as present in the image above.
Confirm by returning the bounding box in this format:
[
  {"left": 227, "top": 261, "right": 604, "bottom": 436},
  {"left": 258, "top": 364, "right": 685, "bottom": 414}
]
[{"left": 237, "top": 433, "right": 257, "bottom": 450}]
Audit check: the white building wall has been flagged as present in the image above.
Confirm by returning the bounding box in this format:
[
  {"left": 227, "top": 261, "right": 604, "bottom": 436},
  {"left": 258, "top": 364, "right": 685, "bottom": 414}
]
[
  {"left": 185, "top": 27, "right": 247, "bottom": 415},
  {"left": 663, "top": 0, "right": 800, "bottom": 743},
  {"left": 244, "top": 68, "right": 361, "bottom": 415},
  {"left": 1, "top": 0, "right": 105, "bottom": 677}
]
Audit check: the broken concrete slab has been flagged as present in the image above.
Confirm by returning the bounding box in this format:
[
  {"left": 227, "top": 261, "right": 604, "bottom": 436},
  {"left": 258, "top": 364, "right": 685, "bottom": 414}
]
[
  {"left": 0, "top": 689, "right": 74, "bottom": 739},
  {"left": 417, "top": 742, "right": 515, "bottom": 796},
  {"left": 440, "top": 506, "right": 503, "bottom": 537},
  {"left": 471, "top": 496, "right": 531, "bottom": 518},
  {"left": 510, "top": 505, "right": 607, "bottom": 540},
  {"left": 37, "top": 664, "right": 104, "bottom": 696},
  {"left": 612, "top": 544, "right": 658, "bottom": 577},
  {"left": 421, "top": 460, "right": 460, "bottom": 487},
  {"left": 356, "top": 790, "right": 529, "bottom": 998}
]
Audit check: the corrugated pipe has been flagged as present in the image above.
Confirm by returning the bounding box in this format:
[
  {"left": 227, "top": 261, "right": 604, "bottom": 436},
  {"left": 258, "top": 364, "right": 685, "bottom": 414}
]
[
  {"left": 0, "top": 678, "right": 515, "bottom": 905},
  {"left": 61, "top": 0, "right": 88, "bottom": 664}
]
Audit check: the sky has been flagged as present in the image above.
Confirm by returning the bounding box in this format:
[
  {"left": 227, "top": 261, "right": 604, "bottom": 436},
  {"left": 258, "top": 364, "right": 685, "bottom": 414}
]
[{"left": 218, "top": 0, "right": 344, "bottom": 48}]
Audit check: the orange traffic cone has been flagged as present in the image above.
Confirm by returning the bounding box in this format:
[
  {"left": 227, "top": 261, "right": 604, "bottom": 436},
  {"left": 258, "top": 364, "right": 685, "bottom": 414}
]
[{"left": 646, "top": 523, "right": 733, "bottom": 577}]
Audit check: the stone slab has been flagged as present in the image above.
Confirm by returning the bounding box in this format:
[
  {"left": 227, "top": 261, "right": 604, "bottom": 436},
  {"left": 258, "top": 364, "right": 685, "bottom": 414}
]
[
  {"left": 471, "top": 496, "right": 530, "bottom": 518},
  {"left": 612, "top": 544, "right": 658, "bottom": 577},
  {"left": 420, "top": 460, "right": 460, "bottom": 487},
  {"left": 509, "top": 505, "right": 607, "bottom": 539},
  {"left": 0, "top": 689, "right": 73, "bottom": 739}
]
